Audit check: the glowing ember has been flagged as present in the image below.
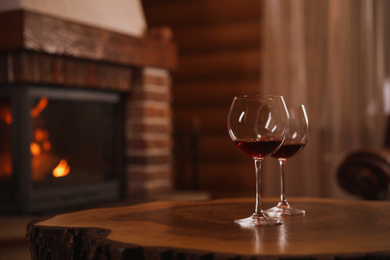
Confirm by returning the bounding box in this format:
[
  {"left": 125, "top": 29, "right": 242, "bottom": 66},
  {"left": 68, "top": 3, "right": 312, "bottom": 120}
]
[{"left": 52, "top": 159, "right": 70, "bottom": 178}]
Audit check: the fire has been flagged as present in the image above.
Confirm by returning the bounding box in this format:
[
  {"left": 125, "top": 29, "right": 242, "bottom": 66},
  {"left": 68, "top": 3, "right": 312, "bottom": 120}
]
[
  {"left": 29, "top": 97, "right": 68, "bottom": 181},
  {"left": 0, "top": 97, "right": 48, "bottom": 123},
  {"left": 52, "top": 159, "right": 70, "bottom": 178},
  {"left": 4, "top": 114, "right": 12, "bottom": 124},
  {"left": 0, "top": 96, "right": 73, "bottom": 181},
  {"left": 0, "top": 105, "right": 12, "bottom": 124},
  {"left": 30, "top": 142, "right": 41, "bottom": 156},
  {"left": 31, "top": 97, "right": 48, "bottom": 118},
  {"left": 35, "top": 128, "right": 49, "bottom": 142},
  {"left": 42, "top": 141, "right": 51, "bottom": 151},
  {"left": 30, "top": 129, "right": 51, "bottom": 157},
  {"left": 1, "top": 97, "right": 48, "bottom": 125}
]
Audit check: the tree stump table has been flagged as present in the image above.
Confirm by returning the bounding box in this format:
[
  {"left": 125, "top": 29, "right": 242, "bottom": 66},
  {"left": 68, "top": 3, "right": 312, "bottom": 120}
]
[{"left": 27, "top": 197, "right": 390, "bottom": 259}]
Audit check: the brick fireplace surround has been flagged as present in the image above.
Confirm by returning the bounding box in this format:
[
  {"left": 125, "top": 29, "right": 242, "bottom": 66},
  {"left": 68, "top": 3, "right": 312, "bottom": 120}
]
[{"left": 0, "top": 10, "right": 177, "bottom": 208}]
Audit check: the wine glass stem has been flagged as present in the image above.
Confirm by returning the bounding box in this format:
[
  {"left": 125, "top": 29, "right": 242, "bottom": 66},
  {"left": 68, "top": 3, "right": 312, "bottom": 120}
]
[
  {"left": 254, "top": 157, "right": 264, "bottom": 215},
  {"left": 279, "top": 158, "right": 288, "bottom": 204}
]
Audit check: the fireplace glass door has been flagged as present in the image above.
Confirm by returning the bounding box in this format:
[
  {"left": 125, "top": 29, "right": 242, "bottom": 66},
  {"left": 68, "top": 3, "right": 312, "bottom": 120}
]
[{"left": 0, "top": 86, "right": 123, "bottom": 213}]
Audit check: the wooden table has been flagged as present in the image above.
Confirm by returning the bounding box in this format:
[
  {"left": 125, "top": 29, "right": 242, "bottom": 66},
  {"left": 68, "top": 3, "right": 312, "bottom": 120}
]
[{"left": 27, "top": 197, "right": 390, "bottom": 259}]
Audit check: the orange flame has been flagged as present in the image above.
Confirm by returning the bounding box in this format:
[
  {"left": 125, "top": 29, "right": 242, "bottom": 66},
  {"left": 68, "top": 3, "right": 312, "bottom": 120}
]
[
  {"left": 30, "top": 142, "right": 41, "bottom": 156},
  {"left": 0, "top": 106, "right": 12, "bottom": 124},
  {"left": 52, "top": 159, "right": 70, "bottom": 178},
  {"left": 1, "top": 96, "right": 48, "bottom": 125},
  {"left": 42, "top": 141, "right": 51, "bottom": 151},
  {"left": 35, "top": 129, "right": 49, "bottom": 142},
  {"left": 5, "top": 114, "right": 12, "bottom": 124},
  {"left": 30, "top": 129, "right": 51, "bottom": 158},
  {"left": 31, "top": 97, "right": 48, "bottom": 118}
]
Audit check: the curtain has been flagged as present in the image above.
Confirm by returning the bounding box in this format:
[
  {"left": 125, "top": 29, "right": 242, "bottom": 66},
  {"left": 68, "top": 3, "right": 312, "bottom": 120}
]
[{"left": 261, "top": 0, "right": 390, "bottom": 199}]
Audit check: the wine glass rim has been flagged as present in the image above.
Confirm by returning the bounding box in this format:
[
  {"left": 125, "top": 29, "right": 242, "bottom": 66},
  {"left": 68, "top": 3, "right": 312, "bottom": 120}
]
[{"left": 234, "top": 95, "right": 284, "bottom": 100}]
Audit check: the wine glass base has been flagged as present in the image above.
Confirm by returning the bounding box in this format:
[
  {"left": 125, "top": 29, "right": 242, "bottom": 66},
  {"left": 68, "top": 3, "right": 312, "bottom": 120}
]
[
  {"left": 265, "top": 205, "right": 305, "bottom": 216},
  {"left": 234, "top": 213, "right": 283, "bottom": 227}
]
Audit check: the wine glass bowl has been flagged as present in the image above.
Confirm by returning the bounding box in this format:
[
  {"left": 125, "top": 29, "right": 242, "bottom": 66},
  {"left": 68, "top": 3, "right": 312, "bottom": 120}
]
[
  {"left": 265, "top": 104, "right": 309, "bottom": 216},
  {"left": 228, "top": 95, "right": 289, "bottom": 227}
]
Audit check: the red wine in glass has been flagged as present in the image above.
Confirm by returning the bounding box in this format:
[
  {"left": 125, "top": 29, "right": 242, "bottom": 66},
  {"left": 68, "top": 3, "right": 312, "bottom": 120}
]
[
  {"left": 228, "top": 95, "right": 289, "bottom": 227},
  {"left": 265, "top": 105, "right": 309, "bottom": 216},
  {"left": 271, "top": 142, "right": 305, "bottom": 159},
  {"left": 235, "top": 139, "right": 284, "bottom": 158}
]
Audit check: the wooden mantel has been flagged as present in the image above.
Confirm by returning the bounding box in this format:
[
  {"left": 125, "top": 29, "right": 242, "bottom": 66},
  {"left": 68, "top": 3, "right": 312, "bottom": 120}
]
[{"left": 0, "top": 10, "right": 177, "bottom": 71}]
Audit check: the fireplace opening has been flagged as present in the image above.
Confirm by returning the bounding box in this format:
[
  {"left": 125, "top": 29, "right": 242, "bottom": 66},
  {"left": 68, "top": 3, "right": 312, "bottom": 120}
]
[{"left": 0, "top": 86, "right": 123, "bottom": 214}]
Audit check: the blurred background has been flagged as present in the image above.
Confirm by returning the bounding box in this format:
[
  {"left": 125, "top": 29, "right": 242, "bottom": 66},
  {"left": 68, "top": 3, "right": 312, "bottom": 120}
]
[{"left": 143, "top": 0, "right": 390, "bottom": 200}]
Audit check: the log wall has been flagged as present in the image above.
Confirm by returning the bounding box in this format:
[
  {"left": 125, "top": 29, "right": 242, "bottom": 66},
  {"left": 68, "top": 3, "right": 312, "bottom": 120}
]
[{"left": 143, "top": 0, "right": 263, "bottom": 198}]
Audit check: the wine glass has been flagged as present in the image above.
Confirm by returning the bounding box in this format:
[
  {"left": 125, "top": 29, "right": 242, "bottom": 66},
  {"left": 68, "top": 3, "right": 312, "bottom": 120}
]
[
  {"left": 265, "top": 104, "right": 309, "bottom": 216},
  {"left": 227, "top": 95, "right": 289, "bottom": 227}
]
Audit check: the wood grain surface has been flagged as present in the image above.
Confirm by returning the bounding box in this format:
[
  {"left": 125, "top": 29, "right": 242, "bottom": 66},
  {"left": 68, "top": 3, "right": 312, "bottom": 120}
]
[
  {"left": 0, "top": 10, "right": 177, "bottom": 70},
  {"left": 28, "top": 198, "right": 390, "bottom": 259}
]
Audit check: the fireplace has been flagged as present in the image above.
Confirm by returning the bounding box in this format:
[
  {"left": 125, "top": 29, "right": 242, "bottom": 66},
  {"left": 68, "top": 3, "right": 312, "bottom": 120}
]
[
  {"left": 0, "top": 86, "right": 123, "bottom": 213},
  {"left": 0, "top": 10, "right": 177, "bottom": 214}
]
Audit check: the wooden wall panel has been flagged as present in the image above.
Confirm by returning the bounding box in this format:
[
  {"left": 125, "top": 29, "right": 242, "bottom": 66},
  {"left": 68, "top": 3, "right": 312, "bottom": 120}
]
[
  {"left": 174, "top": 20, "right": 261, "bottom": 52},
  {"left": 197, "top": 136, "right": 244, "bottom": 162},
  {"left": 143, "top": 0, "right": 262, "bottom": 198},
  {"left": 143, "top": 0, "right": 261, "bottom": 26},
  {"left": 177, "top": 49, "right": 260, "bottom": 80},
  {"left": 175, "top": 108, "right": 230, "bottom": 135},
  {"left": 174, "top": 78, "right": 259, "bottom": 108}
]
